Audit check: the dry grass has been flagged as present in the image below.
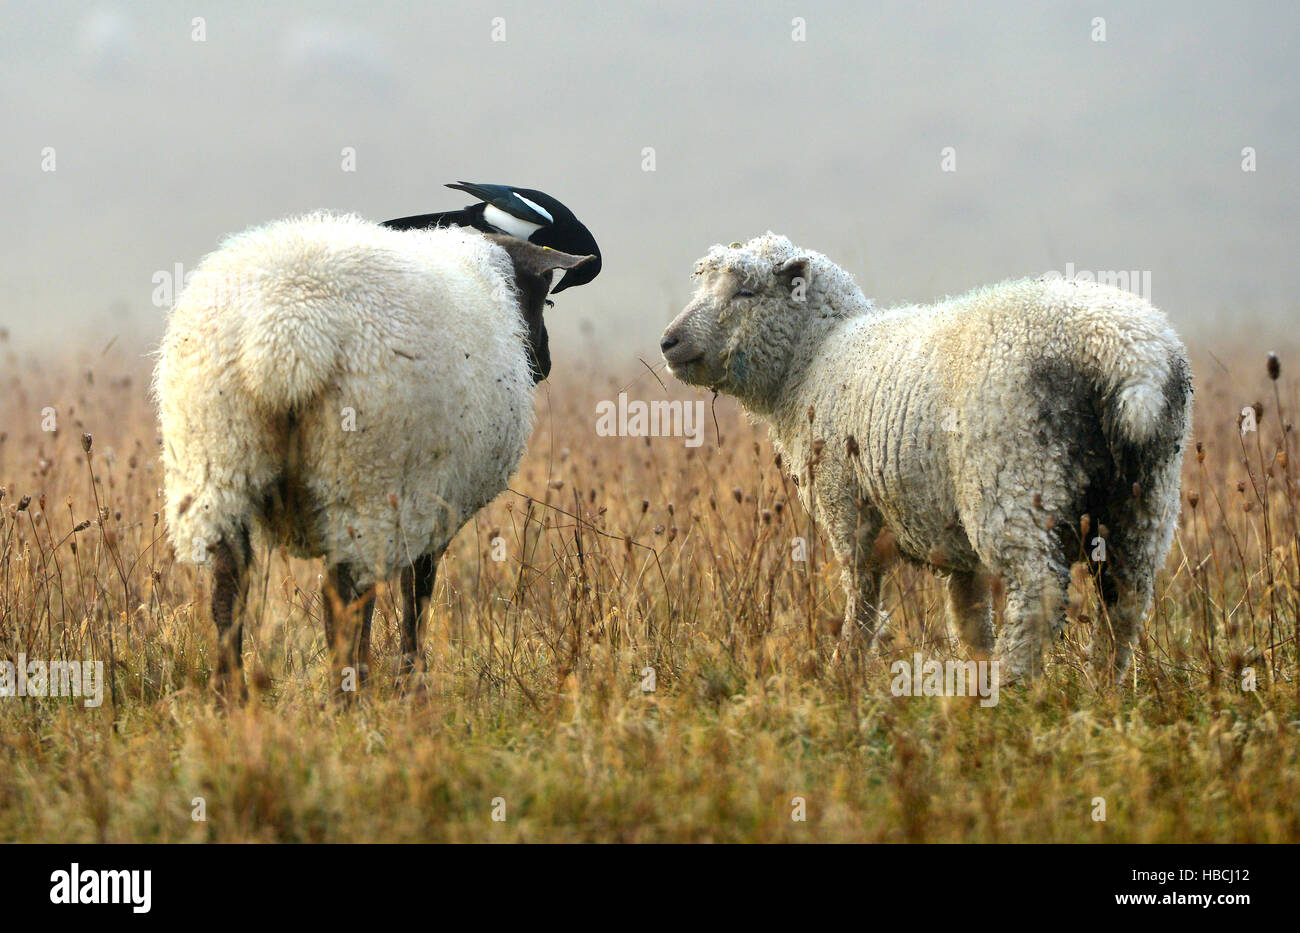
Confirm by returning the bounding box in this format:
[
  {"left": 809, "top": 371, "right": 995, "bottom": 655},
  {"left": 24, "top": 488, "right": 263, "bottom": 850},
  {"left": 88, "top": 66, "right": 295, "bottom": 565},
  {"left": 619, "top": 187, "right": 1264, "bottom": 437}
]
[{"left": 1, "top": 335, "right": 1297, "bottom": 842}]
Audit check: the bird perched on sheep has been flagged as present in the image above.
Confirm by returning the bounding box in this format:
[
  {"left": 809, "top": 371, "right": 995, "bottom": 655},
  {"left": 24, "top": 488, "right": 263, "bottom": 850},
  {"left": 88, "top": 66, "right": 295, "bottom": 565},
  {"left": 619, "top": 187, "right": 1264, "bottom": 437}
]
[
  {"left": 384, "top": 182, "right": 602, "bottom": 383},
  {"left": 661, "top": 233, "right": 1192, "bottom": 683},
  {"left": 153, "top": 211, "right": 595, "bottom": 696},
  {"left": 383, "top": 182, "right": 602, "bottom": 293}
]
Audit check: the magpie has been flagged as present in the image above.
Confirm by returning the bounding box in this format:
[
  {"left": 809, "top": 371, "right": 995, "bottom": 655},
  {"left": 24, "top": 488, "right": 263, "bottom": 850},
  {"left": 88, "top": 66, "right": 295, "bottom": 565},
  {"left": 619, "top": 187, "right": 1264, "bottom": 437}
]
[{"left": 382, "top": 182, "right": 601, "bottom": 292}]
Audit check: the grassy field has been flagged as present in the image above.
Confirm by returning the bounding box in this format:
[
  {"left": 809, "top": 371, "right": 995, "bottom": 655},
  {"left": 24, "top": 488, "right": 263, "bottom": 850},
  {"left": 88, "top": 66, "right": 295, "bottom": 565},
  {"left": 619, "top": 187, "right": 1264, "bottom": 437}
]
[{"left": 1, "top": 337, "right": 1297, "bottom": 842}]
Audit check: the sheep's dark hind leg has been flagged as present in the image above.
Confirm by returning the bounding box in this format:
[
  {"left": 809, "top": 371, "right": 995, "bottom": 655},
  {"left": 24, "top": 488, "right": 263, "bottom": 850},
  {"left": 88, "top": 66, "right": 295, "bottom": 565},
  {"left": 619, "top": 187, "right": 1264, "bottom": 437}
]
[
  {"left": 1090, "top": 525, "right": 1155, "bottom": 685},
  {"left": 399, "top": 550, "right": 440, "bottom": 686},
  {"left": 323, "top": 563, "right": 374, "bottom": 700},
  {"left": 210, "top": 536, "right": 249, "bottom": 702}
]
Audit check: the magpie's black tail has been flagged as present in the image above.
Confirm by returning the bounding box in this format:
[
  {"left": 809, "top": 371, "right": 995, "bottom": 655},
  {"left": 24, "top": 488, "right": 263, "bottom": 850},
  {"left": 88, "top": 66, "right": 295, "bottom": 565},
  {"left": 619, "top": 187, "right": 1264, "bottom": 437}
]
[{"left": 380, "top": 208, "right": 478, "bottom": 231}]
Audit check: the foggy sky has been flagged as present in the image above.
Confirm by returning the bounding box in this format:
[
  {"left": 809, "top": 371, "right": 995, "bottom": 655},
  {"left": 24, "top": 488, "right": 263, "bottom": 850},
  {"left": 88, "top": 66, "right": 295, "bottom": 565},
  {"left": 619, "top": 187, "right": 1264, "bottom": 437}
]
[{"left": 2, "top": 0, "right": 1297, "bottom": 360}]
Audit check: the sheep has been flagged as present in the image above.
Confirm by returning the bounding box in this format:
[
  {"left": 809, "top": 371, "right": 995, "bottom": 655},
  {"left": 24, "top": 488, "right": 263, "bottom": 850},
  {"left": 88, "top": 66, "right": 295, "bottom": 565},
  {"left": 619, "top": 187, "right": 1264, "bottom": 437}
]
[
  {"left": 660, "top": 234, "right": 1192, "bottom": 683},
  {"left": 154, "top": 211, "right": 595, "bottom": 696}
]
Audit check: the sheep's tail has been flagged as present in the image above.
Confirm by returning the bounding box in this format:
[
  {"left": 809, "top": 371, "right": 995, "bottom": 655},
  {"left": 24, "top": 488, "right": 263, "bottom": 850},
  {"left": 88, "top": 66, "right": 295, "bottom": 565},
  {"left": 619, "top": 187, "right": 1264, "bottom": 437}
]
[
  {"left": 1094, "top": 328, "right": 1193, "bottom": 473},
  {"left": 235, "top": 296, "right": 349, "bottom": 410}
]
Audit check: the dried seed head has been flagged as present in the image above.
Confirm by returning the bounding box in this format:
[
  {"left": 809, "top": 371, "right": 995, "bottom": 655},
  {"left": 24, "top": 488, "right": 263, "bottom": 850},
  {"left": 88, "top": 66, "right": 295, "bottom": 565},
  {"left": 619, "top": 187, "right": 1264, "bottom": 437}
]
[
  {"left": 1267, "top": 351, "right": 1280, "bottom": 381},
  {"left": 846, "top": 435, "right": 860, "bottom": 458},
  {"left": 1080, "top": 514, "right": 1091, "bottom": 536},
  {"left": 641, "top": 499, "right": 649, "bottom": 513},
  {"left": 1188, "top": 492, "right": 1200, "bottom": 508},
  {"left": 1032, "top": 492, "right": 1043, "bottom": 509},
  {"left": 731, "top": 487, "right": 743, "bottom": 504},
  {"left": 806, "top": 405, "right": 815, "bottom": 423},
  {"left": 17, "top": 495, "right": 30, "bottom": 512},
  {"left": 81, "top": 433, "right": 92, "bottom": 453}
]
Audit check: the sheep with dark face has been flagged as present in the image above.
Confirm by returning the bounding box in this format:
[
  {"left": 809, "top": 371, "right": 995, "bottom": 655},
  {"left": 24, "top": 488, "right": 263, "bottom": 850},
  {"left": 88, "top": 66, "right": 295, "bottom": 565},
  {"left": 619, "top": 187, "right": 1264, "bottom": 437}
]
[
  {"left": 154, "top": 212, "right": 594, "bottom": 696},
  {"left": 661, "top": 233, "right": 1192, "bottom": 683}
]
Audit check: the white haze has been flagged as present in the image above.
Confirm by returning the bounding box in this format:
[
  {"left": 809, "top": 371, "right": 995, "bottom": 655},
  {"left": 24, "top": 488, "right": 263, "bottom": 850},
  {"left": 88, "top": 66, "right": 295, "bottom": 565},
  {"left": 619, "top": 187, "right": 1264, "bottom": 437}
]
[{"left": 0, "top": 0, "right": 1296, "bottom": 361}]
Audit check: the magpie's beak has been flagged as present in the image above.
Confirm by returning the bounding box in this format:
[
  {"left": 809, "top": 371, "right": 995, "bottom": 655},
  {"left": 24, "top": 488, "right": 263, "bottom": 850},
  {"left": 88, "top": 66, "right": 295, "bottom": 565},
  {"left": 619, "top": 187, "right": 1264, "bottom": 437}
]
[{"left": 548, "top": 233, "right": 602, "bottom": 293}]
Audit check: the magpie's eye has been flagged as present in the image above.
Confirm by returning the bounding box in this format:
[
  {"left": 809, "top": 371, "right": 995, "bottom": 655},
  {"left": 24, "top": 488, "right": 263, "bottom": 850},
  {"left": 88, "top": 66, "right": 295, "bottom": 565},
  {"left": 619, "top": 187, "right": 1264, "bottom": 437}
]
[{"left": 733, "top": 289, "right": 755, "bottom": 299}]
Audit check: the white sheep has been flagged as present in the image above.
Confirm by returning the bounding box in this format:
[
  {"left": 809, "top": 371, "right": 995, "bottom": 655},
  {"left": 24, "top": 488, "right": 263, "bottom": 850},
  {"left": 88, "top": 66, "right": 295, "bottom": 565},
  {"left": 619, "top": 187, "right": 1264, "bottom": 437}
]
[
  {"left": 661, "top": 234, "right": 1192, "bottom": 683},
  {"left": 154, "top": 211, "right": 593, "bottom": 695}
]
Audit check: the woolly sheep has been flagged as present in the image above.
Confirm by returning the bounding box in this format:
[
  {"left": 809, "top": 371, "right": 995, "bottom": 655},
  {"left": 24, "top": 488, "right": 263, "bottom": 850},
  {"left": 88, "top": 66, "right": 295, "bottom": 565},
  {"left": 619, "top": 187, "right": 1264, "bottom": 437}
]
[
  {"left": 660, "top": 234, "right": 1192, "bottom": 683},
  {"left": 154, "top": 212, "right": 594, "bottom": 695}
]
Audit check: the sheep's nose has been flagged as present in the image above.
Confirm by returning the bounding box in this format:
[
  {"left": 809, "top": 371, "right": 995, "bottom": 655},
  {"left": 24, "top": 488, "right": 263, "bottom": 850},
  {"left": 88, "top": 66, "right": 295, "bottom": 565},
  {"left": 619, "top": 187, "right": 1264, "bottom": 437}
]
[{"left": 660, "top": 335, "right": 680, "bottom": 353}]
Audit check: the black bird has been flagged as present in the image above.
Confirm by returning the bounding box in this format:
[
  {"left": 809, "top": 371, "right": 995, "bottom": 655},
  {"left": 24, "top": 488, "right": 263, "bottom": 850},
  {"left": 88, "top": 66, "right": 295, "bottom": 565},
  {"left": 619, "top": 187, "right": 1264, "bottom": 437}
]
[{"left": 382, "top": 182, "right": 601, "bottom": 292}]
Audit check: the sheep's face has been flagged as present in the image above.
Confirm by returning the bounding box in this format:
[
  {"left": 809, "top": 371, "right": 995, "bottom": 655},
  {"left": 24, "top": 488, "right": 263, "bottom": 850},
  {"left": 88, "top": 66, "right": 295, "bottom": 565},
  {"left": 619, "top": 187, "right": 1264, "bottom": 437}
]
[{"left": 661, "top": 248, "right": 810, "bottom": 405}]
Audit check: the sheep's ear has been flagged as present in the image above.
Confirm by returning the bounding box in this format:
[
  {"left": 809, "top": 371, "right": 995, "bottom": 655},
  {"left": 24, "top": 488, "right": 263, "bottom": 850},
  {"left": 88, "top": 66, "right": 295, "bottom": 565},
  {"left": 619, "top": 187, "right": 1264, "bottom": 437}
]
[
  {"left": 774, "top": 256, "right": 810, "bottom": 284},
  {"left": 487, "top": 235, "right": 596, "bottom": 284}
]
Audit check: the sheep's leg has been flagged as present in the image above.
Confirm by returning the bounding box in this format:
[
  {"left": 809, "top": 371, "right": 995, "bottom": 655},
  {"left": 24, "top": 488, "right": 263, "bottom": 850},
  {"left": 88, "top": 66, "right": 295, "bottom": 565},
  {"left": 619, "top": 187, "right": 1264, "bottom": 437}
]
[
  {"left": 355, "top": 589, "right": 375, "bottom": 687},
  {"left": 399, "top": 549, "right": 440, "bottom": 684},
  {"left": 323, "top": 563, "right": 372, "bottom": 699},
  {"left": 945, "top": 570, "right": 994, "bottom": 654},
  {"left": 210, "top": 536, "right": 248, "bottom": 702},
  {"left": 995, "top": 573, "right": 1066, "bottom": 684},
  {"left": 1092, "top": 567, "right": 1152, "bottom": 685},
  {"left": 841, "top": 566, "right": 886, "bottom": 645},
  {"left": 818, "top": 489, "right": 886, "bottom": 650}
]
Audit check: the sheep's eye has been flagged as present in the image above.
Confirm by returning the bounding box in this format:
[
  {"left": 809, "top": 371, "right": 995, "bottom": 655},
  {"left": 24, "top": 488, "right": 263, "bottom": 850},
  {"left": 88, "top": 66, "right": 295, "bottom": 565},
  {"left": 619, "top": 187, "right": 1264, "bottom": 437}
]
[{"left": 733, "top": 289, "right": 755, "bottom": 300}]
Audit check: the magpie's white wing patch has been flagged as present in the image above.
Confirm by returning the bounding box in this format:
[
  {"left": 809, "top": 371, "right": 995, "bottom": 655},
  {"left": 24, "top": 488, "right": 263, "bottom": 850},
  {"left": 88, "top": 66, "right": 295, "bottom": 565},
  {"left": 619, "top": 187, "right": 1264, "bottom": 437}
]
[{"left": 483, "top": 204, "right": 544, "bottom": 240}]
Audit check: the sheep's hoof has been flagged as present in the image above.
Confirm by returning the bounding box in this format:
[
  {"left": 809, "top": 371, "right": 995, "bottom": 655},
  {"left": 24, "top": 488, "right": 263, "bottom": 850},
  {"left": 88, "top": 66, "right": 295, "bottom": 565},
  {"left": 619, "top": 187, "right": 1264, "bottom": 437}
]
[
  {"left": 399, "top": 677, "right": 429, "bottom": 699},
  {"left": 868, "top": 623, "right": 895, "bottom": 654},
  {"left": 212, "top": 671, "right": 248, "bottom": 707},
  {"left": 994, "top": 658, "right": 1038, "bottom": 688},
  {"left": 397, "top": 667, "right": 430, "bottom": 699}
]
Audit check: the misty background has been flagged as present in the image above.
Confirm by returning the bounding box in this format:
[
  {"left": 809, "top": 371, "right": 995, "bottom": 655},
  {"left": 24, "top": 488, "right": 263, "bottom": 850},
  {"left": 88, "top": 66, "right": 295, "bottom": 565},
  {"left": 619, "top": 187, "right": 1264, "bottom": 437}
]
[{"left": 1, "top": 0, "right": 1297, "bottom": 365}]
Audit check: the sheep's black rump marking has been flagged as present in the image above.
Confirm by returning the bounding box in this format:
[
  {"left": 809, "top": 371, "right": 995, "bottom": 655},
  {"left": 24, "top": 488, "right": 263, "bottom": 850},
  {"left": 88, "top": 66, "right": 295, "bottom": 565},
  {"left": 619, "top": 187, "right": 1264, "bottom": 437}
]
[
  {"left": 1028, "top": 355, "right": 1189, "bottom": 578},
  {"left": 254, "top": 410, "right": 328, "bottom": 557}
]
